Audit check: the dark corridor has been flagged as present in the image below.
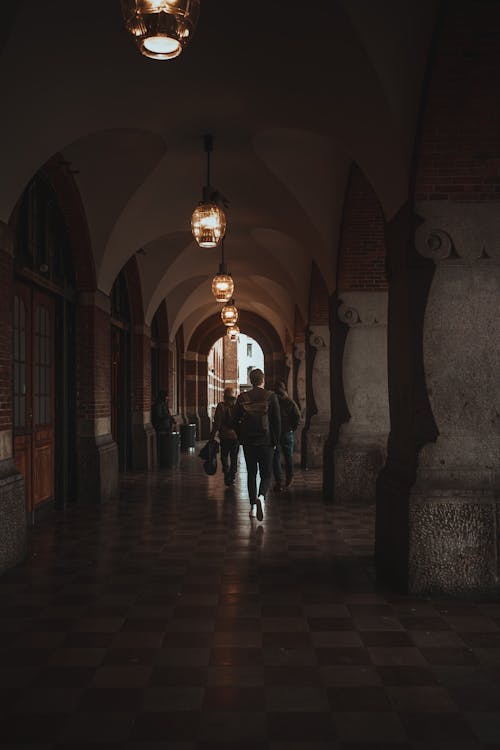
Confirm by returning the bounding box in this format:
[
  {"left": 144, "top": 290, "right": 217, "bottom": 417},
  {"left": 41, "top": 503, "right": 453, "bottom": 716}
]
[{"left": 0, "top": 454, "right": 498, "bottom": 747}]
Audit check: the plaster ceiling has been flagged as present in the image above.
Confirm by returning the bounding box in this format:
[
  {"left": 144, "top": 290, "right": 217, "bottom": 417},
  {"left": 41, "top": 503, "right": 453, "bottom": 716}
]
[{"left": 0, "top": 0, "right": 438, "bottom": 344}]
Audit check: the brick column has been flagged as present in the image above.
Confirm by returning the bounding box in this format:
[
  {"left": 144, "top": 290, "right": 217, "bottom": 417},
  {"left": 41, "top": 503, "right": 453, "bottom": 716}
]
[
  {"left": 0, "top": 221, "right": 26, "bottom": 573},
  {"left": 333, "top": 164, "right": 389, "bottom": 503},
  {"left": 184, "top": 350, "right": 200, "bottom": 437},
  {"left": 131, "top": 325, "right": 156, "bottom": 469},
  {"left": 377, "top": 1, "right": 500, "bottom": 596},
  {"left": 197, "top": 354, "right": 210, "bottom": 440},
  {"left": 302, "top": 264, "right": 331, "bottom": 468},
  {"left": 77, "top": 291, "right": 118, "bottom": 502}
]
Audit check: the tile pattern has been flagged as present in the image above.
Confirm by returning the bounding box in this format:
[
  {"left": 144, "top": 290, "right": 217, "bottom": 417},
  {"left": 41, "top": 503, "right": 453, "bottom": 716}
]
[{"left": 0, "top": 449, "right": 499, "bottom": 749}]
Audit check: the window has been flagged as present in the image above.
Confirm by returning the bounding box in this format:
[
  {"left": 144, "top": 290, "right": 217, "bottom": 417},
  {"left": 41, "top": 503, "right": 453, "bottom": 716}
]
[{"left": 247, "top": 343, "right": 253, "bottom": 357}]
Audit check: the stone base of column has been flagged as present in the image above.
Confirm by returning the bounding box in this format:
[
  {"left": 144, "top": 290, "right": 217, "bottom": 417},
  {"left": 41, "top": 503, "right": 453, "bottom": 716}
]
[
  {"left": 409, "top": 487, "right": 498, "bottom": 597},
  {"left": 77, "top": 435, "right": 118, "bottom": 503},
  {"left": 0, "top": 460, "right": 27, "bottom": 574},
  {"left": 303, "top": 420, "right": 329, "bottom": 468},
  {"left": 131, "top": 423, "right": 157, "bottom": 470},
  {"left": 334, "top": 442, "right": 385, "bottom": 503}
]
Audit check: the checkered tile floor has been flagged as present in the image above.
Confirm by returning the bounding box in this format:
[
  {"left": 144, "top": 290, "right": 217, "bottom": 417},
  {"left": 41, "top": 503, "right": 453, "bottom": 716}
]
[{"left": 1, "top": 449, "right": 500, "bottom": 748}]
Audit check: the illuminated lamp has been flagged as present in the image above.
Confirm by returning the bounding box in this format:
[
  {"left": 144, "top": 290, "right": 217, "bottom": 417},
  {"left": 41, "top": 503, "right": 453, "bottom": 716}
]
[
  {"left": 121, "top": 0, "right": 200, "bottom": 60},
  {"left": 191, "top": 135, "right": 227, "bottom": 249}
]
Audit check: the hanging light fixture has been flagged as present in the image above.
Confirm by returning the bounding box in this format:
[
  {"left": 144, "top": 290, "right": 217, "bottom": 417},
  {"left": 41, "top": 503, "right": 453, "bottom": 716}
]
[
  {"left": 221, "top": 299, "right": 238, "bottom": 327},
  {"left": 211, "top": 238, "right": 234, "bottom": 303},
  {"left": 121, "top": 0, "right": 200, "bottom": 60},
  {"left": 191, "top": 135, "right": 227, "bottom": 249},
  {"left": 226, "top": 324, "right": 240, "bottom": 342}
]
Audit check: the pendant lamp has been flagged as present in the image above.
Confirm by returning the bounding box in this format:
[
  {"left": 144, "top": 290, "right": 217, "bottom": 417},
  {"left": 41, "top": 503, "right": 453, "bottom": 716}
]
[
  {"left": 221, "top": 299, "right": 238, "bottom": 327},
  {"left": 226, "top": 324, "right": 240, "bottom": 342},
  {"left": 121, "top": 0, "right": 200, "bottom": 60},
  {"left": 191, "top": 135, "right": 227, "bottom": 249},
  {"left": 211, "top": 239, "right": 234, "bottom": 303}
]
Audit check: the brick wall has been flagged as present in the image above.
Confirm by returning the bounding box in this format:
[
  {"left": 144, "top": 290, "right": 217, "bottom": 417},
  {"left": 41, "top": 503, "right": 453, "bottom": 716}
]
[
  {"left": 416, "top": 2, "right": 500, "bottom": 203},
  {"left": 309, "top": 262, "right": 330, "bottom": 325},
  {"left": 223, "top": 336, "right": 238, "bottom": 391},
  {"left": 77, "top": 303, "right": 111, "bottom": 423},
  {"left": 294, "top": 306, "right": 306, "bottom": 344},
  {"left": 0, "top": 249, "right": 13, "bottom": 436},
  {"left": 132, "top": 331, "right": 151, "bottom": 415},
  {"left": 338, "top": 164, "right": 387, "bottom": 292}
]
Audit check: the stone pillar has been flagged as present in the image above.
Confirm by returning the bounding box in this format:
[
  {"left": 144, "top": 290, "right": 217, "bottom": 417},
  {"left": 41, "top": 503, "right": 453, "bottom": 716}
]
[
  {"left": 303, "top": 325, "right": 331, "bottom": 468},
  {"left": 0, "top": 222, "right": 26, "bottom": 573},
  {"left": 294, "top": 341, "right": 306, "bottom": 466},
  {"left": 184, "top": 350, "right": 200, "bottom": 437},
  {"left": 408, "top": 205, "right": 500, "bottom": 595},
  {"left": 198, "top": 354, "right": 210, "bottom": 440},
  {"left": 77, "top": 291, "right": 118, "bottom": 503},
  {"left": 335, "top": 292, "right": 389, "bottom": 502},
  {"left": 131, "top": 324, "right": 156, "bottom": 470}
]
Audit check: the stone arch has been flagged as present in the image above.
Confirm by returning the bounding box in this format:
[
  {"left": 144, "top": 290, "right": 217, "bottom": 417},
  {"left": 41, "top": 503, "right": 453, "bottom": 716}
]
[
  {"left": 186, "top": 310, "right": 287, "bottom": 439},
  {"left": 38, "top": 155, "right": 96, "bottom": 292}
]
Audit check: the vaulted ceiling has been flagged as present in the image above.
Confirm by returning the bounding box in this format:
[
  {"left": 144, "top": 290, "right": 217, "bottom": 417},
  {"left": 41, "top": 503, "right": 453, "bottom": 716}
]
[{"left": 0, "top": 0, "right": 438, "bottom": 345}]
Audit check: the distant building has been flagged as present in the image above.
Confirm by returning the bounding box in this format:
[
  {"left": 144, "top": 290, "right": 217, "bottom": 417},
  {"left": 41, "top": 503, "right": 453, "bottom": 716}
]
[
  {"left": 207, "top": 335, "right": 238, "bottom": 420},
  {"left": 237, "top": 335, "right": 264, "bottom": 392}
]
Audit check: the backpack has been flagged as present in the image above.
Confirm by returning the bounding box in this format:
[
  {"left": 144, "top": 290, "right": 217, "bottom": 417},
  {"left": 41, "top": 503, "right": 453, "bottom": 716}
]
[{"left": 238, "top": 389, "right": 273, "bottom": 442}]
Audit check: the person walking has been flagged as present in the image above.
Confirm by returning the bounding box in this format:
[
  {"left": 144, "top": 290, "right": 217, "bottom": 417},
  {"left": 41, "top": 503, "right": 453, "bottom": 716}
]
[
  {"left": 273, "top": 380, "right": 301, "bottom": 491},
  {"left": 210, "top": 387, "right": 239, "bottom": 486},
  {"left": 233, "top": 368, "right": 281, "bottom": 521}
]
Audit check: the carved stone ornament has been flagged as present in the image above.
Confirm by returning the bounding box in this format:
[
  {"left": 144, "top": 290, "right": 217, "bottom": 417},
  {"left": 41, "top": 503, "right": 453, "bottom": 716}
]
[
  {"left": 294, "top": 343, "right": 306, "bottom": 361},
  {"left": 309, "top": 332, "right": 326, "bottom": 349},
  {"left": 415, "top": 204, "right": 500, "bottom": 262},
  {"left": 415, "top": 225, "right": 453, "bottom": 262},
  {"left": 338, "top": 304, "right": 361, "bottom": 327}
]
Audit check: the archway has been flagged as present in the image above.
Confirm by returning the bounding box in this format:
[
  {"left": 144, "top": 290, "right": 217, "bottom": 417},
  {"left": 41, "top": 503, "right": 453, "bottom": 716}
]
[
  {"left": 207, "top": 334, "right": 265, "bottom": 421},
  {"left": 187, "top": 310, "right": 286, "bottom": 440}
]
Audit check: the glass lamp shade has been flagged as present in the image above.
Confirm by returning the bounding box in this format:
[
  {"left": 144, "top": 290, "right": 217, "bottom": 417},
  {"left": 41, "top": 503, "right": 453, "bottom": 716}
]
[
  {"left": 226, "top": 324, "right": 240, "bottom": 342},
  {"left": 221, "top": 301, "right": 238, "bottom": 327},
  {"left": 121, "top": 0, "right": 200, "bottom": 60},
  {"left": 191, "top": 202, "right": 226, "bottom": 248},
  {"left": 211, "top": 271, "right": 234, "bottom": 303}
]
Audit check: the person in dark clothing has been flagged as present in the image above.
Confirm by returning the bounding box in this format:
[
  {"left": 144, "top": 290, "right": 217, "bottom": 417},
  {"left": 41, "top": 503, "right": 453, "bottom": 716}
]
[
  {"left": 273, "top": 381, "right": 301, "bottom": 491},
  {"left": 151, "top": 390, "right": 175, "bottom": 433},
  {"left": 233, "top": 368, "right": 281, "bottom": 521},
  {"left": 210, "top": 387, "right": 239, "bottom": 486}
]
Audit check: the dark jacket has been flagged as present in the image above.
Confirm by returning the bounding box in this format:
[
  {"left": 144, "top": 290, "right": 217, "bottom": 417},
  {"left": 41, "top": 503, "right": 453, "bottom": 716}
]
[
  {"left": 151, "top": 399, "right": 175, "bottom": 432},
  {"left": 210, "top": 398, "right": 238, "bottom": 441},
  {"left": 277, "top": 393, "right": 301, "bottom": 433},
  {"left": 233, "top": 387, "right": 281, "bottom": 447}
]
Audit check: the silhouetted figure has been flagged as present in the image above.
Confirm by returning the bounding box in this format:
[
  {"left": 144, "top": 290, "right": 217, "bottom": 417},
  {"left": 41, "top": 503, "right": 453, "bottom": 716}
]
[
  {"left": 210, "top": 387, "right": 239, "bottom": 486},
  {"left": 152, "top": 390, "right": 175, "bottom": 433},
  {"left": 273, "top": 380, "right": 300, "bottom": 491},
  {"left": 233, "top": 368, "right": 281, "bottom": 521}
]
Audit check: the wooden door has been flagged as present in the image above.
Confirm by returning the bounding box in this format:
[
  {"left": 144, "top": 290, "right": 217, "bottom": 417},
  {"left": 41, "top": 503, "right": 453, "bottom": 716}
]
[
  {"left": 13, "top": 284, "right": 55, "bottom": 514},
  {"left": 13, "top": 285, "right": 32, "bottom": 510}
]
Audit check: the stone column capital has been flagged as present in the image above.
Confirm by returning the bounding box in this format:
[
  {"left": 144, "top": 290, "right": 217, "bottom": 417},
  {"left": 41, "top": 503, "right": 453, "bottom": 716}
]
[{"left": 415, "top": 202, "right": 500, "bottom": 263}]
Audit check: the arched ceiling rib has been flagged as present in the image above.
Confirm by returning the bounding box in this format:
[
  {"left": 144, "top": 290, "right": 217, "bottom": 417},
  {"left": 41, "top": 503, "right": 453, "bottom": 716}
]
[{"left": 1, "top": 0, "right": 439, "bottom": 340}]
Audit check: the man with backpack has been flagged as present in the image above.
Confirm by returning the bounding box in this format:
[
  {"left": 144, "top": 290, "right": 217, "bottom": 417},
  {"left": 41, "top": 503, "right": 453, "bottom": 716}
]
[
  {"left": 210, "top": 388, "right": 239, "bottom": 486},
  {"left": 273, "top": 380, "right": 301, "bottom": 491},
  {"left": 233, "top": 368, "right": 281, "bottom": 521}
]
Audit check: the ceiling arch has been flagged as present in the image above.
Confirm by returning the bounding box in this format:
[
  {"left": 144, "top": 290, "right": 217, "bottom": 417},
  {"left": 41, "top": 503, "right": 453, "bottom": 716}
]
[
  {"left": 1, "top": 0, "right": 438, "bottom": 344},
  {"left": 189, "top": 310, "right": 284, "bottom": 361}
]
